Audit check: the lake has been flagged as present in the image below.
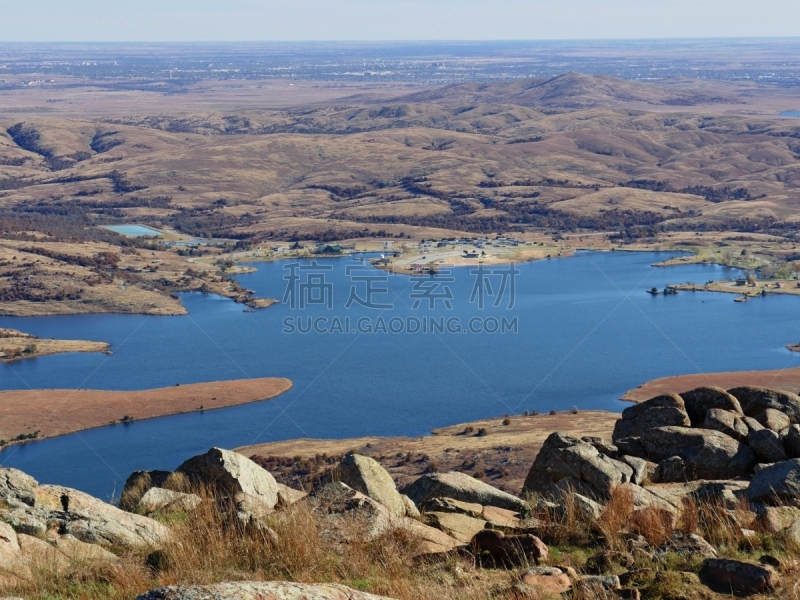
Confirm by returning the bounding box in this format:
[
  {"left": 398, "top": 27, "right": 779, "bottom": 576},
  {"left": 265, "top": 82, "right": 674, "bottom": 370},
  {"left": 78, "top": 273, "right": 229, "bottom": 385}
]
[
  {"left": 100, "top": 225, "right": 163, "bottom": 237},
  {"left": 781, "top": 111, "right": 800, "bottom": 117},
  {"left": 1, "top": 251, "right": 799, "bottom": 500}
]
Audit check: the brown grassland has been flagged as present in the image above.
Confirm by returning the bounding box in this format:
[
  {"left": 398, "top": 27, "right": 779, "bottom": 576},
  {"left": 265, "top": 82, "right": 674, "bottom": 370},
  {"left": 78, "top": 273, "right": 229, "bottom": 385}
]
[
  {"left": 3, "top": 73, "right": 800, "bottom": 316},
  {"left": 0, "top": 377, "right": 292, "bottom": 445}
]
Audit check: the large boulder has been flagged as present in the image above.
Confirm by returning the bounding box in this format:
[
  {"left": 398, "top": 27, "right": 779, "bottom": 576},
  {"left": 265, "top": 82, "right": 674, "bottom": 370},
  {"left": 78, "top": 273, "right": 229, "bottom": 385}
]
[
  {"left": 0, "top": 468, "right": 169, "bottom": 551},
  {"left": 547, "top": 443, "right": 635, "bottom": 499},
  {"left": 700, "top": 558, "right": 779, "bottom": 595},
  {"left": 612, "top": 394, "right": 691, "bottom": 442},
  {"left": 703, "top": 408, "right": 749, "bottom": 442},
  {"left": 748, "top": 429, "right": 789, "bottom": 464},
  {"left": 755, "top": 408, "right": 791, "bottom": 432},
  {"left": 522, "top": 432, "right": 582, "bottom": 496},
  {"left": 19, "top": 533, "right": 117, "bottom": 575},
  {"left": 680, "top": 387, "right": 743, "bottom": 427},
  {"left": 746, "top": 458, "right": 800, "bottom": 505},
  {"left": 338, "top": 454, "right": 405, "bottom": 517},
  {"left": 728, "top": 386, "right": 800, "bottom": 422},
  {"left": 640, "top": 427, "right": 756, "bottom": 480},
  {"left": 401, "top": 471, "right": 527, "bottom": 513},
  {"left": 136, "top": 582, "right": 393, "bottom": 600},
  {"left": 785, "top": 425, "right": 800, "bottom": 459},
  {"left": 138, "top": 488, "right": 201, "bottom": 514},
  {"left": 523, "top": 433, "right": 635, "bottom": 499},
  {"left": 177, "top": 448, "right": 278, "bottom": 509},
  {"left": 311, "top": 482, "right": 460, "bottom": 556}
]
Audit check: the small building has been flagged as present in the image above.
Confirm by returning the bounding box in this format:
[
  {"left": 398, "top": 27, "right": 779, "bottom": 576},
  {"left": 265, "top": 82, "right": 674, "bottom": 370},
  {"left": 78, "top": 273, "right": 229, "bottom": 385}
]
[{"left": 316, "top": 244, "right": 342, "bottom": 254}]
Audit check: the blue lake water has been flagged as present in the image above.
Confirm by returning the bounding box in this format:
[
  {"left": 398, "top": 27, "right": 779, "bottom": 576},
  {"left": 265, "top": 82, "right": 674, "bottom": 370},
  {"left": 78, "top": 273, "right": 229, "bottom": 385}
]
[
  {"left": 781, "top": 111, "right": 800, "bottom": 117},
  {"left": 1, "top": 251, "right": 799, "bottom": 500},
  {"left": 100, "top": 225, "right": 163, "bottom": 237}
]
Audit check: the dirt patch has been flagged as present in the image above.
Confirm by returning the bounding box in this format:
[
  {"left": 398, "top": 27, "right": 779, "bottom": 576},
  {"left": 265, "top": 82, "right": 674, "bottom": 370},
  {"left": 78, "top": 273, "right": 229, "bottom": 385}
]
[
  {"left": 0, "top": 377, "right": 292, "bottom": 445},
  {"left": 622, "top": 366, "right": 800, "bottom": 404},
  {"left": 237, "top": 410, "right": 619, "bottom": 495}
]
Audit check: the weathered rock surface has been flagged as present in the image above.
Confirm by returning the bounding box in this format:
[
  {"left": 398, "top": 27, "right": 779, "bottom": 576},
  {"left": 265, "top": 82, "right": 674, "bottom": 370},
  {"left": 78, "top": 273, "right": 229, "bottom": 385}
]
[
  {"left": 522, "top": 432, "right": 583, "bottom": 496},
  {"left": 700, "top": 558, "right": 779, "bottom": 595},
  {"left": 338, "top": 454, "right": 405, "bottom": 517},
  {"left": 401, "top": 471, "right": 527, "bottom": 512},
  {"left": 612, "top": 394, "right": 691, "bottom": 442},
  {"left": 573, "top": 493, "right": 604, "bottom": 520},
  {"left": 312, "top": 482, "right": 460, "bottom": 556},
  {"left": 522, "top": 434, "right": 636, "bottom": 500},
  {"left": 548, "top": 443, "right": 634, "bottom": 499},
  {"left": 276, "top": 484, "right": 307, "bottom": 508},
  {"left": 755, "top": 408, "right": 791, "bottom": 432},
  {"left": 178, "top": 448, "right": 278, "bottom": 509},
  {"left": 784, "top": 424, "right": 800, "bottom": 459},
  {"left": 518, "top": 567, "right": 572, "bottom": 595},
  {"left": 138, "top": 488, "right": 201, "bottom": 514},
  {"left": 0, "top": 522, "right": 21, "bottom": 567},
  {"left": 654, "top": 456, "right": 688, "bottom": 483},
  {"left": 136, "top": 582, "right": 394, "bottom": 600},
  {"left": 728, "top": 386, "right": 800, "bottom": 422},
  {"left": 119, "top": 470, "right": 176, "bottom": 512},
  {"left": 746, "top": 458, "right": 800, "bottom": 505},
  {"left": 0, "top": 468, "right": 169, "bottom": 551},
  {"left": 470, "top": 529, "right": 547, "bottom": 566},
  {"left": 640, "top": 427, "right": 756, "bottom": 480},
  {"left": 755, "top": 506, "right": 800, "bottom": 533},
  {"left": 420, "top": 497, "right": 521, "bottom": 529},
  {"left": 19, "top": 533, "right": 118, "bottom": 573},
  {"left": 423, "top": 512, "right": 486, "bottom": 544},
  {"left": 401, "top": 494, "right": 420, "bottom": 518},
  {"left": 235, "top": 492, "right": 276, "bottom": 529},
  {"left": 619, "top": 455, "right": 648, "bottom": 486},
  {"left": 680, "top": 387, "right": 743, "bottom": 427},
  {"left": 703, "top": 408, "right": 749, "bottom": 442},
  {"left": 748, "top": 429, "right": 789, "bottom": 464},
  {"left": 657, "top": 531, "right": 717, "bottom": 559}
]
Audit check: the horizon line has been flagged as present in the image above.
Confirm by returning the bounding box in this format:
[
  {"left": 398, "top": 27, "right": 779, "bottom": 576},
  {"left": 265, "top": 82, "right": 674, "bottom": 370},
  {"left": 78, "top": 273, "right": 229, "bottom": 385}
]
[{"left": 2, "top": 36, "right": 800, "bottom": 45}]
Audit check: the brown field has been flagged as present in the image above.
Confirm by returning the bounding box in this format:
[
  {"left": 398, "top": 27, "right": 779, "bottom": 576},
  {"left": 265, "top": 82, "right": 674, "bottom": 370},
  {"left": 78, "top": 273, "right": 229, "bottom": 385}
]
[
  {"left": 3, "top": 72, "right": 800, "bottom": 315},
  {"left": 0, "top": 377, "right": 292, "bottom": 444},
  {"left": 237, "top": 410, "right": 619, "bottom": 494},
  {"left": 0, "top": 327, "right": 108, "bottom": 362},
  {"left": 622, "top": 366, "right": 800, "bottom": 403}
]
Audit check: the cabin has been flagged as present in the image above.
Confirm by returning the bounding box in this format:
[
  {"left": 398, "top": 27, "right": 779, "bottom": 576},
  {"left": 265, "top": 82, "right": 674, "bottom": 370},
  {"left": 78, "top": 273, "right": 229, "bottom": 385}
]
[{"left": 316, "top": 244, "right": 342, "bottom": 254}]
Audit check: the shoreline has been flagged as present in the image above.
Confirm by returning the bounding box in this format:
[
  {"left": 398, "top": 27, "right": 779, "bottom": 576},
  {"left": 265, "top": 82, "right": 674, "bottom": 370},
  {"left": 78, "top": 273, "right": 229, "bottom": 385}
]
[
  {"left": 622, "top": 366, "right": 800, "bottom": 404},
  {"left": 0, "top": 377, "right": 293, "bottom": 448},
  {"left": 236, "top": 410, "right": 620, "bottom": 494}
]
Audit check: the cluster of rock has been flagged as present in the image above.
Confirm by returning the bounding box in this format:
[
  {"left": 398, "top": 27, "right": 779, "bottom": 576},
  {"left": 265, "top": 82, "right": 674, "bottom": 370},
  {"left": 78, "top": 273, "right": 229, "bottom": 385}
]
[
  {"left": 0, "top": 466, "right": 170, "bottom": 585},
  {"left": 523, "top": 386, "right": 800, "bottom": 510},
  {"left": 3, "top": 386, "right": 800, "bottom": 599}
]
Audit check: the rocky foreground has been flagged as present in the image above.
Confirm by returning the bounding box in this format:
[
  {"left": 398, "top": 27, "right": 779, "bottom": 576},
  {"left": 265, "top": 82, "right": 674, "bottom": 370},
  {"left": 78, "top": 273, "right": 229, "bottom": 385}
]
[{"left": 2, "top": 385, "right": 800, "bottom": 599}]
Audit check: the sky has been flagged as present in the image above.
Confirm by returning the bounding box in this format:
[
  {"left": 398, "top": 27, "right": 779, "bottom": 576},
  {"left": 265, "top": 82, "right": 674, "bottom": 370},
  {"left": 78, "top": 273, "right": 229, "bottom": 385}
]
[{"left": 0, "top": 0, "right": 799, "bottom": 42}]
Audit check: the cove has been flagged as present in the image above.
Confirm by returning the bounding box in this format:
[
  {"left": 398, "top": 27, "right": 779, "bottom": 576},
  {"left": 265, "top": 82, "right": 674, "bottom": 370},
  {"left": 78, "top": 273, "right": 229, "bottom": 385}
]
[{"left": 1, "top": 250, "right": 799, "bottom": 500}]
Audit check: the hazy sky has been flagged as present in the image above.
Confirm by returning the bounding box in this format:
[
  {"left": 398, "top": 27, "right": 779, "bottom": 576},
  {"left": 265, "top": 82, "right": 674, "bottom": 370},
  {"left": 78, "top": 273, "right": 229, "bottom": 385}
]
[{"left": 0, "top": 0, "right": 799, "bottom": 42}]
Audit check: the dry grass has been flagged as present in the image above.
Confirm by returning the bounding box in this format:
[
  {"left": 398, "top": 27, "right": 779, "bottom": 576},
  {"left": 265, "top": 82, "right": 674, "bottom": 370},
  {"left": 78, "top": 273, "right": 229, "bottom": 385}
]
[
  {"left": 4, "top": 483, "right": 800, "bottom": 600},
  {"left": 0, "top": 377, "right": 293, "bottom": 445},
  {"left": 2, "top": 484, "right": 499, "bottom": 600}
]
